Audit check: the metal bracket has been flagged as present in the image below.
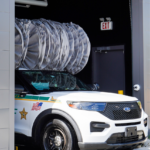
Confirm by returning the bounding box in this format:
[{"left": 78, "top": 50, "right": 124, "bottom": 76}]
[{"left": 15, "top": 4, "right": 30, "bottom": 8}]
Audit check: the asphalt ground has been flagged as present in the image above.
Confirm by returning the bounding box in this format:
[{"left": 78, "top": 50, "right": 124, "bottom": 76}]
[
  {"left": 15, "top": 145, "right": 39, "bottom": 150},
  {"left": 15, "top": 145, "right": 132, "bottom": 150},
  {"left": 15, "top": 134, "right": 134, "bottom": 150},
  {"left": 15, "top": 144, "right": 133, "bottom": 150}
]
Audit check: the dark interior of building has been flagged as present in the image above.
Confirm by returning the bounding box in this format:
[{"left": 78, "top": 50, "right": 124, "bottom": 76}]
[{"left": 15, "top": 0, "right": 132, "bottom": 95}]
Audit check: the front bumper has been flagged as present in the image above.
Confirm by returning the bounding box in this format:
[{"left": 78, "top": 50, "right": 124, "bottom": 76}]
[
  {"left": 78, "top": 137, "right": 148, "bottom": 150},
  {"left": 68, "top": 107, "right": 148, "bottom": 143}
]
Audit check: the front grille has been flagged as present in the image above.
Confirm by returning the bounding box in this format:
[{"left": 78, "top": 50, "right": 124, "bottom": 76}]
[
  {"left": 99, "top": 102, "right": 141, "bottom": 120},
  {"left": 107, "top": 131, "right": 144, "bottom": 144}
]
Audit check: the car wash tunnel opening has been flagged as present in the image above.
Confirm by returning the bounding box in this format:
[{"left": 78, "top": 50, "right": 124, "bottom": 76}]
[{"left": 15, "top": 0, "right": 132, "bottom": 149}]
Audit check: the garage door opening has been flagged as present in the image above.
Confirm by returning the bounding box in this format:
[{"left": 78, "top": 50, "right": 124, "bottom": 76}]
[{"left": 15, "top": 0, "right": 132, "bottom": 149}]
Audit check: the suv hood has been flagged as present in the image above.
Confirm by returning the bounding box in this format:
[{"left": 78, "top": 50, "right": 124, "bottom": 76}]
[{"left": 43, "top": 91, "right": 138, "bottom": 102}]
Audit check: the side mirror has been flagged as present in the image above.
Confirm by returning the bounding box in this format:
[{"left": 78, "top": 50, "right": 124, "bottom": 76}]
[
  {"left": 88, "top": 83, "right": 100, "bottom": 91},
  {"left": 93, "top": 83, "right": 100, "bottom": 91},
  {"left": 15, "top": 84, "right": 27, "bottom": 97}
]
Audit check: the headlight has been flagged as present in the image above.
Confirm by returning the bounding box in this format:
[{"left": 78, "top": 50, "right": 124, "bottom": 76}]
[
  {"left": 137, "top": 100, "right": 142, "bottom": 109},
  {"left": 67, "top": 101, "right": 107, "bottom": 112}
]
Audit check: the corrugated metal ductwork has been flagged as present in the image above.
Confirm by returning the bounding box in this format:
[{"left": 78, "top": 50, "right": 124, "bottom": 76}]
[{"left": 15, "top": 19, "right": 91, "bottom": 74}]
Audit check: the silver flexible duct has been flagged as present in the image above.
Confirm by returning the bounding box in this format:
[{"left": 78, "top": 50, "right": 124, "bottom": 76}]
[{"left": 15, "top": 18, "right": 91, "bottom": 74}]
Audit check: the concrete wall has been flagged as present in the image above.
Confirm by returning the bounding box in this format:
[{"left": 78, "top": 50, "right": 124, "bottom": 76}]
[
  {"left": 0, "top": 0, "right": 14, "bottom": 150},
  {"left": 132, "top": 0, "right": 150, "bottom": 129}
]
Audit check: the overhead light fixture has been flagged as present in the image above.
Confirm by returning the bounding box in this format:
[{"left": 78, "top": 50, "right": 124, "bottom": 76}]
[
  {"left": 100, "top": 18, "right": 104, "bottom": 22},
  {"left": 15, "top": 0, "right": 48, "bottom": 7},
  {"left": 106, "top": 17, "right": 111, "bottom": 21}
]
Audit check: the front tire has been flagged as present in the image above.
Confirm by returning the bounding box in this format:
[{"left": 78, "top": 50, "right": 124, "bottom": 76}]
[{"left": 41, "top": 119, "right": 75, "bottom": 150}]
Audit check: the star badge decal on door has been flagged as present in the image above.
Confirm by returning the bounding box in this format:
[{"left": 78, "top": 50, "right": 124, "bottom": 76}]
[{"left": 19, "top": 108, "right": 28, "bottom": 120}]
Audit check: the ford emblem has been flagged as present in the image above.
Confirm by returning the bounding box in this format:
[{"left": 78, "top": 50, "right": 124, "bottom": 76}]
[{"left": 123, "top": 107, "right": 131, "bottom": 112}]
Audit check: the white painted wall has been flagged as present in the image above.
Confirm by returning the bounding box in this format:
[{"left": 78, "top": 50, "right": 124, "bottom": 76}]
[{"left": 0, "top": 0, "right": 14, "bottom": 150}]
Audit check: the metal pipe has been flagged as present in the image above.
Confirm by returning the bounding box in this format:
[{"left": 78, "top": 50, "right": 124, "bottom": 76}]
[
  {"left": 15, "top": 0, "right": 48, "bottom": 7},
  {"left": 15, "top": 4, "right": 30, "bottom": 8}
]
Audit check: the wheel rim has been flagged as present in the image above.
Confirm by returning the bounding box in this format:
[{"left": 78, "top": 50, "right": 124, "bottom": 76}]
[{"left": 43, "top": 126, "right": 67, "bottom": 150}]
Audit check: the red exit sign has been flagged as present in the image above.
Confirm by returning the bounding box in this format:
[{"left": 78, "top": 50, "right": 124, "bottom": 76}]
[{"left": 101, "top": 21, "right": 113, "bottom": 30}]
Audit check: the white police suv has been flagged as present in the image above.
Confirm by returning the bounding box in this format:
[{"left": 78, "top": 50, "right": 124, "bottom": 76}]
[{"left": 15, "top": 70, "right": 148, "bottom": 150}]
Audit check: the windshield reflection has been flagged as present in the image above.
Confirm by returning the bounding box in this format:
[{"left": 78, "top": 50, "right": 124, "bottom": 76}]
[{"left": 21, "top": 71, "right": 91, "bottom": 92}]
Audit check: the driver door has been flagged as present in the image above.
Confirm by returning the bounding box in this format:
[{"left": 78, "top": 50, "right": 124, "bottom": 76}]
[{"left": 15, "top": 75, "right": 31, "bottom": 135}]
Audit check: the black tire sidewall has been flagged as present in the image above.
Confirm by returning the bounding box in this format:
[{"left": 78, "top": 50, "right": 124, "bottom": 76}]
[{"left": 41, "top": 119, "right": 73, "bottom": 150}]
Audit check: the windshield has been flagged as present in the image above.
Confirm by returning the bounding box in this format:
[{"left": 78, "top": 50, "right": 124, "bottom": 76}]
[{"left": 20, "top": 71, "right": 91, "bottom": 92}]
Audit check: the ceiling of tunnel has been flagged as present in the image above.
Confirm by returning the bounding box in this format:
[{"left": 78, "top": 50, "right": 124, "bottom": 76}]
[{"left": 15, "top": 0, "right": 48, "bottom": 7}]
